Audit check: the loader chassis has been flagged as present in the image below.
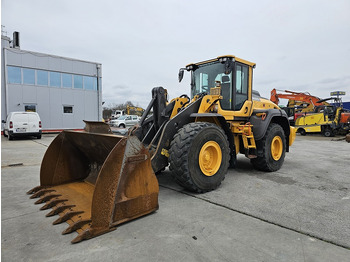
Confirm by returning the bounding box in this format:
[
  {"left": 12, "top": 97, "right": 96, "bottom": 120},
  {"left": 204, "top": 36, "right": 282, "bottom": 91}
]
[{"left": 28, "top": 55, "right": 296, "bottom": 243}]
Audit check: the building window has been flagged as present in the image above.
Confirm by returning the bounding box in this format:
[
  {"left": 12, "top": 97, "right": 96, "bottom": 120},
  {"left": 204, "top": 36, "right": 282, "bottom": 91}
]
[
  {"left": 74, "top": 75, "right": 83, "bottom": 89},
  {"left": 94, "top": 78, "right": 98, "bottom": 90},
  {"left": 84, "top": 76, "right": 95, "bottom": 90},
  {"left": 24, "top": 104, "right": 37, "bottom": 112},
  {"left": 50, "top": 72, "right": 61, "bottom": 87},
  {"left": 7, "top": 66, "right": 21, "bottom": 84},
  {"left": 63, "top": 106, "right": 73, "bottom": 113},
  {"left": 37, "top": 70, "right": 48, "bottom": 86},
  {"left": 23, "top": 68, "right": 35, "bottom": 85},
  {"left": 62, "top": 73, "right": 72, "bottom": 88}
]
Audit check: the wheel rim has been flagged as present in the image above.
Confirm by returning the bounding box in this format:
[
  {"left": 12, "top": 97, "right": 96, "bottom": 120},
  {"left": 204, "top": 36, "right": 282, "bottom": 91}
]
[
  {"left": 271, "top": 136, "right": 283, "bottom": 161},
  {"left": 199, "top": 141, "right": 222, "bottom": 176}
]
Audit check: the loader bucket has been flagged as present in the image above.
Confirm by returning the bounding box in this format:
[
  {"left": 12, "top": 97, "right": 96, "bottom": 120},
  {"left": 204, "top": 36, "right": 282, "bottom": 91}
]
[{"left": 28, "top": 129, "right": 159, "bottom": 244}]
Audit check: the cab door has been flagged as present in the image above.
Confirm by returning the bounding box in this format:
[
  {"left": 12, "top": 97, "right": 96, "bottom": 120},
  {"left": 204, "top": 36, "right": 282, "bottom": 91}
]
[{"left": 218, "top": 62, "right": 252, "bottom": 118}]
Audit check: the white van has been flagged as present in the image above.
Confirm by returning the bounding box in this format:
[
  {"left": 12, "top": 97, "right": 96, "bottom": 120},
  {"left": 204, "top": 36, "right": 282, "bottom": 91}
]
[{"left": 2, "top": 112, "right": 42, "bottom": 140}]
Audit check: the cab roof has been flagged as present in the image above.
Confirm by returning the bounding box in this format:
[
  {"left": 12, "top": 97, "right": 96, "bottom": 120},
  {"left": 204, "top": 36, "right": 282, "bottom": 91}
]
[{"left": 186, "top": 55, "right": 256, "bottom": 68}]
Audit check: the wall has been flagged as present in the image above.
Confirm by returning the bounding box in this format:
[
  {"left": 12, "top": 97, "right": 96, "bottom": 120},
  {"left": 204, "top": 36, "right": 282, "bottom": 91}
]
[{"left": 1, "top": 37, "right": 102, "bottom": 130}]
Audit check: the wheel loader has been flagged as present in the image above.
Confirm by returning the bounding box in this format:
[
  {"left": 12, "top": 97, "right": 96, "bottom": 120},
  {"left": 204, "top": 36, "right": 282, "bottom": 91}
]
[{"left": 28, "top": 55, "right": 296, "bottom": 243}]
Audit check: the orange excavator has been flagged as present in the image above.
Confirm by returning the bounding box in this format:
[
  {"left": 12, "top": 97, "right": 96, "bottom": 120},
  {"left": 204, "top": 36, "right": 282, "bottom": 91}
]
[
  {"left": 270, "top": 88, "right": 329, "bottom": 111},
  {"left": 270, "top": 89, "right": 330, "bottom": 125}
]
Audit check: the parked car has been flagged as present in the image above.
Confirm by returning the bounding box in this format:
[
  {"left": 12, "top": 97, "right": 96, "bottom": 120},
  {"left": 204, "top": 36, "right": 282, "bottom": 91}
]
[
  {"left": 109, "top": 115, "right": 140, "bottom": 128},
  {"left": 2, "top": 112, "right": 42, "bottom": 140}
]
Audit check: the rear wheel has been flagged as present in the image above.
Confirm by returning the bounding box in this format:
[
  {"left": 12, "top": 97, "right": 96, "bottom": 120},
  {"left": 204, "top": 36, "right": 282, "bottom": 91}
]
[
  {"left": 323, "top": 126, "right": 334, "bottom": 137},
  {"left": 169, "top": 122, "right": 230, "bottom": 193},
  {"left": 251, "top": 123, "right": 286, "bottom": 172},
  {"left": 119, "top": 124, "right": 125, "bottom": 128},
  {"left": 3, "top": 130, "right": 8, "bottom": 137},
  {"left": 8, "top": 134, "right": 13, "bottom": 140}
]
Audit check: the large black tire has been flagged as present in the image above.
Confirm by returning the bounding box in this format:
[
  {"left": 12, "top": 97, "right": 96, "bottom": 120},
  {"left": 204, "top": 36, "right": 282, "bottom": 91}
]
[
  {"left": 251, "top": 123, "right": 286, "bottom": 172},
  {"left": 3, "top": 131, "right": 8, "bottom": 137},
  {"left": 169, "top": 122, "right": 230, "bottom": 193}
]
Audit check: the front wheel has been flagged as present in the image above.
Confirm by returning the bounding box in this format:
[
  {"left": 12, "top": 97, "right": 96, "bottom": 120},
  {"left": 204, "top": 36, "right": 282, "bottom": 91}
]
[
  {"left": 298, "top": 128, "right": 306, "bottom": 136},
  {"left": 251, "top": 123, "right": 286, "bottom": 172},
  {"left": 169, "top": 122, "right": 230, "bottom": 193}
]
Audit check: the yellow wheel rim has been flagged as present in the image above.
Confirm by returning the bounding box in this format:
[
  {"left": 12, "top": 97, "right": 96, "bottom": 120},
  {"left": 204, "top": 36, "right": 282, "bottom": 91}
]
[
  {"left": 271, "top": 136, "right": 283, "bottom": 161},
  {"left": 199, "top": 141, "right": 222, "bottom": 176}
]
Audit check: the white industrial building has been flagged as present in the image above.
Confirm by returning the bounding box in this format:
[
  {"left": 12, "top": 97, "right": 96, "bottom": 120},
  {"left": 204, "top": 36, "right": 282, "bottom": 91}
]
[{"left": 1, "top": 32, "right": 102, "bottom": 132}]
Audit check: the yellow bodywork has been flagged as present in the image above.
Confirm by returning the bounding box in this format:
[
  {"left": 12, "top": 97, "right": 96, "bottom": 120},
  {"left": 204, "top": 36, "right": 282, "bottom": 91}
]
[
  {"left": 295, "top": 107, "right": 342, "bottom": 134},
  {"left": 182, "top": 85, "right": 296, "bottom": 158},
  {"left": 295, "top": 112, "right": 325, "bottom": 133}
]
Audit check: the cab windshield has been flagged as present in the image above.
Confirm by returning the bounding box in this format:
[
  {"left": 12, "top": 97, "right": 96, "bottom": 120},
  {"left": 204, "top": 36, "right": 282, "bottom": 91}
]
[
  {"left": 191, "top": 60, "right": 249, "bottom": 111},
  {"left": 191, "top": 61, "right": 231, "bottom": 98}
]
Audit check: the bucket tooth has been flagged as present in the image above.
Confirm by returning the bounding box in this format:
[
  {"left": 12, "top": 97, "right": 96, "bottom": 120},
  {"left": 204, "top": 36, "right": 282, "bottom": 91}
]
[
  {"left": 52, "top": 211, "right": 84, "bottom": 225},
  {"left": 71, "top": 229, "right": 92, "bottom": 244},
  {"left": 35, "top": 194, "right": 61, "bottom": 204},
  {"left": 46, "top": 205, "right": 75, "bottom": 217},
  {"left": 30, "top": 189, "right": 55, "bottom": 199},
  {"left": 62, "top": 219, "right": 92, "bottom": 235},
  {"left": 27, "top": 185, "right": 47, "bottom": 195},
  {"left": 40, "top": 199, "right": 68, "bottom": 210}
]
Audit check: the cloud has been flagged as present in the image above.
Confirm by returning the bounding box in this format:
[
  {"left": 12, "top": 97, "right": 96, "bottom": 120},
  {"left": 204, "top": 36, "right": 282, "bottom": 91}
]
[{"left": 2, "top": 0, "right": 350, "bottom": 107}]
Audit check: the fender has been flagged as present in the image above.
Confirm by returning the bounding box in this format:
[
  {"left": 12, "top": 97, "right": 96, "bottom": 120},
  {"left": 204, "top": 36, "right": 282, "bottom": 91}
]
[{"left": 249, "top": 109, "right": 291, "bottom": 151}]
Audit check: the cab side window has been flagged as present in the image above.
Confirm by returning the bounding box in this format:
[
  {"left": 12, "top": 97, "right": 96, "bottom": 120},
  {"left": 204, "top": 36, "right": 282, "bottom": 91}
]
[
  {"left": 235, "top": 64, "right": 249, "bottom": 110},
  {"left": 219, "top": 74, "right": 232, "bottom": 110}
]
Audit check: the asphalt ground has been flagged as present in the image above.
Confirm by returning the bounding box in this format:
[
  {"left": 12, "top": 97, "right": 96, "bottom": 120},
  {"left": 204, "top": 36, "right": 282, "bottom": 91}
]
[{"left": 1, "top": 133, "right": 350, "bottom": 261}]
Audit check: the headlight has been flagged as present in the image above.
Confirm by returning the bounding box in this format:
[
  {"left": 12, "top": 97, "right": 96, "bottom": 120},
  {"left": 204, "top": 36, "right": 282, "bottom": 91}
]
[{"left": 218, "top": 57, "right": 227, "bottom": 63}]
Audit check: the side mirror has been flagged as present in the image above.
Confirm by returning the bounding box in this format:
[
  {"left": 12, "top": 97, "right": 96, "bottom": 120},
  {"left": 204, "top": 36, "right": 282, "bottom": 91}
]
[
  {"left": 178, "top": 68, "right": 185, "bottom": 83},
  {"left": 224, "top": 59, "right": 234, "bottom": 74},
  {"left": 2, "top": 120, "right": 6, "bottom": 124}
]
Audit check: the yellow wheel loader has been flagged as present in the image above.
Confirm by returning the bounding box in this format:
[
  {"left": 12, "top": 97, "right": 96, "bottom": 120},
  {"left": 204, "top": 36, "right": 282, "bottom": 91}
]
[{"left": 28, "top": 55, "right": 296, "bottom": 243}]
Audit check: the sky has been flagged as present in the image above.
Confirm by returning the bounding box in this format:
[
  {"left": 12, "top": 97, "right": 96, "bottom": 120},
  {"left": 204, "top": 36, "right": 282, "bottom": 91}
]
[{"left": 2, "top": 0, "right": 350, "bottom": 108}]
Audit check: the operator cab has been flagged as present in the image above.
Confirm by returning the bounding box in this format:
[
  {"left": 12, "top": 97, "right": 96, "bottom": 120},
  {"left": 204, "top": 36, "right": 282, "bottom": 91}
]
[
  {"left": 179, "top": 56, "right": 255, "bottom": 112},
  {"left": 314, "top": 105, "right": 337, "bottom": 120}
]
